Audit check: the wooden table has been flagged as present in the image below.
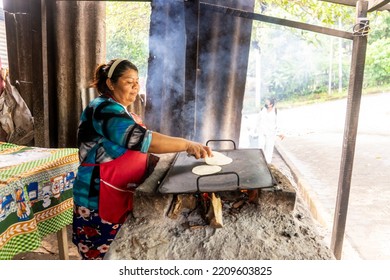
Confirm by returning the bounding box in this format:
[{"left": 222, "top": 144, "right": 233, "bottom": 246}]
[{"left": 0, "top": 142, "right": 79, "bottom": 260}]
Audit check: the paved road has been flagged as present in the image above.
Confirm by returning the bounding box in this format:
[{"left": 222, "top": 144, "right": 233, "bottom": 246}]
[{"left": 240, "top": 92, "right": 390, "bottom": 259}]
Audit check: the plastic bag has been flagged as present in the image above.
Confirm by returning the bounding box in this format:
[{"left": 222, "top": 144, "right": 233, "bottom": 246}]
[{"left": 0, "top": 76, "right": 34, "bottom": 144}]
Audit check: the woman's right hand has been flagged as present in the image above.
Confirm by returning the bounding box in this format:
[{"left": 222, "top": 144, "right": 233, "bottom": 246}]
[{"left": 186, "top": 141, "right": 213, "bottom": 159}]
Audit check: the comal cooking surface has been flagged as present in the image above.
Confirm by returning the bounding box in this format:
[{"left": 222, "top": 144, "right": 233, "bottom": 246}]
[{"left": 158, "top": 149, "right": 276, "bottom": 193}]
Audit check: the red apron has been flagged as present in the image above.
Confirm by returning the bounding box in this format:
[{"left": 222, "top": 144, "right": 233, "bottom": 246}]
[
  {"left": 96, "top": 150, "right": 147, "bottom": 224},
  {"left": 81, "top": 112, "right": 150, "bottom": 224}
]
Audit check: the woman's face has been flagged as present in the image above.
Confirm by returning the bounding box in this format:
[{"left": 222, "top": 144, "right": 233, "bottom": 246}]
[
  {"left": 265, "top": 99, "right": 272, "bottom": 109},
  {"left": 111, "top": 69, "right": 140, "bottom": 107}
]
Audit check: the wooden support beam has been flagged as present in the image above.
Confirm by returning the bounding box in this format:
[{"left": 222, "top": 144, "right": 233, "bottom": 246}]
[
  {"left": 319, "top": 0, "right": 390, "bottom": 11},
  {"left": 368, "top": 0, "right": 390, "bottom": 11},
  {"left": 319, "top": 0, "right": 360, "bottom": 7},
  {"left": 201, "top": 2, "right": 354, "bottom": 40},
  {"left": 330, "top": 0, "right": 369, "bottom": 260}
]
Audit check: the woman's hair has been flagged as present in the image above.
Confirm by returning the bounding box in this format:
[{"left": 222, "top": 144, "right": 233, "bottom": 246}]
[{"left": 91, "top": 59, "right": 138, "bottom": 95}]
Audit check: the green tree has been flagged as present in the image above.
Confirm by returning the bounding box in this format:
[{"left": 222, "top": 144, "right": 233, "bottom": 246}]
[
  {"left": 365, "top": 37, "right": 390, "bottom": 86},
  {"left": 364, "top": 12, "right": 390, "bottom": 86},
  {"left": 250, "top": 0, "right": 355, "bottom": 102},
  {"left": 106, "top": 2, "right": 151, "bottom": 77},
  {"left": 250, "top": 0, "right": 389, "bottom": 102}
]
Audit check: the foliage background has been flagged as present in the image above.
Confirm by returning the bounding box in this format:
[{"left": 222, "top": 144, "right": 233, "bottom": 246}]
[
  {"left": 106, "top": 2, "right": 151, "bottom": 78},
  {"left": 105, "top": 0, "right": 390, "bottom": 108}
]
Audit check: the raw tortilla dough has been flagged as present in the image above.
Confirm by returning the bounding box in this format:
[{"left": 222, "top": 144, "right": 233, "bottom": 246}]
[
  {"left": 205, "top": 151, "right": 233, "bottom": 166},
  {"left": 192, "top": 165, "right": 222, "bottom": 175}
]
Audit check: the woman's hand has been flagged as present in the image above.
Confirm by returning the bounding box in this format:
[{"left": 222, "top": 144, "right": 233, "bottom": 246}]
[{"left": 186, "top": 141, "right": 213, "bottom": 159}]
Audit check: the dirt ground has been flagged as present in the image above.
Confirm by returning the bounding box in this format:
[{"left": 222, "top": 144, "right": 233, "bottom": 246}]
[
  {"left": 12, "top": 225, "right": 81, "bottom": 260},
  {"left": 13, "top": 151, "right": 334, "bottom": 260}
]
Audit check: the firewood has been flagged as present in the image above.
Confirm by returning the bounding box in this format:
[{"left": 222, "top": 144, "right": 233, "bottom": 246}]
[
  {"left": 189, "top": 225, "right": 205, "bottom": 230},
  {"left": 206, "top": 193, "right": 223, "bottom": 228},
  {"left": 232, "top": 199, "right": 245, "bottom": 209},
  {"left": 167, "top": 195, "right": 183, "bottom": 219},
  {"left": 167, "top": 194, "right": 197, "bottom": 219},
  {"left": 247, "top": 189, "right": 259, "bottom": 204},
  {"left": 181, "top": 194, "right": 197, "bottom": 210}
]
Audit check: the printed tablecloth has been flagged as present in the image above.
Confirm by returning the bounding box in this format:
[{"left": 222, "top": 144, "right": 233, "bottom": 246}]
[{"left": 0, "top": 142, "right": 79, "bottom": 260}]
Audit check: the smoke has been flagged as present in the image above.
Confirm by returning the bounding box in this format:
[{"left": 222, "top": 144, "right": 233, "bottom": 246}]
[
  {"left": 146, "top": 0, "right": 254, "bottom": 148},
  {"left": 146, "top": 0, "right": 187, "bottom": 136}
]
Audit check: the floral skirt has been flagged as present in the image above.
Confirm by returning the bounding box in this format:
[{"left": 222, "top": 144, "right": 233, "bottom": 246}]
[{"left": 72, "top": 203, "right": 122, "bottom": 260}]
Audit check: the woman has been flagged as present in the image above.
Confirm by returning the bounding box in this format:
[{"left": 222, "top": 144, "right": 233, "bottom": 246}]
[
  {"left": 72, "top": 59, "right": 212, "bottom": 260},
  {"left": 257, "top": 97, "right": 284, "bottom": 163}
]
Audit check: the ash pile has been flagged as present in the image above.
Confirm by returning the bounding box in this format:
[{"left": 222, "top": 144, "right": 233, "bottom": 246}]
[{"left": 105, "top": 153, "right": 334, "bottom": 260}]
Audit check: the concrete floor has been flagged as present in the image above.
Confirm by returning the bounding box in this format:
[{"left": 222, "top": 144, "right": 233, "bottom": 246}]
[{"left": 241, "top": 92, "right": 390, "bottom": 260}]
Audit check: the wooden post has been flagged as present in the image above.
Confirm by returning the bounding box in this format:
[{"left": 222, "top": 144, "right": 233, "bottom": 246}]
[
  {"left": 330, "top": 0, "right": 368, "bottom": 260},
  {"left": 57, "top": 227, "right": 69, "bottom": 260}
]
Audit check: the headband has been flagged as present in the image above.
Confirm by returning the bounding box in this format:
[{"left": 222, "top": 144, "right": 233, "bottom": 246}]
[{"left": 107, "top": 59, "right": 125, "bottom": 79}]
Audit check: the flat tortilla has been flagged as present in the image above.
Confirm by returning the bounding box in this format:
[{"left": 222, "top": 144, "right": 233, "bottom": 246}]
[
  {"left": 192, "top": 165, "right": 222, "bottom": 176},
  {"left": 205, "top": 151, "right": 233, "bottom": 166}
]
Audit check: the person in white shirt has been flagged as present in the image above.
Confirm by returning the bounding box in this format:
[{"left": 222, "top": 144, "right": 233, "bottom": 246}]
[{"left": 257, "top": 97, "right": 284, "bottom": 163}]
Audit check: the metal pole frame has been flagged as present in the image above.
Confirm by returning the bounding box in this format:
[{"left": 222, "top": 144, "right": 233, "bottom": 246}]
[{"left": 330, "top": 0, "right": 369, "bottom": 259}]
